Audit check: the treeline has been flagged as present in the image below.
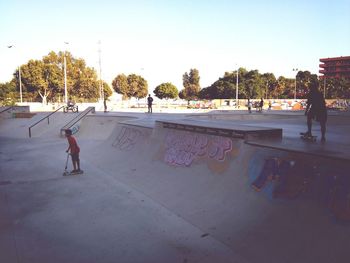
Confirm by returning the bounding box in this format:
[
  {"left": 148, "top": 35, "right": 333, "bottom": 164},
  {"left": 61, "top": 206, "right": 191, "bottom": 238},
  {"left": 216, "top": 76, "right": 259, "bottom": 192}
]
[
  {"left": 0, "top": 51, "right": 112, "bottom": 105},
  {"left": 1, "top": 51, "right": 350, "bottom": 105},
  {"left": 199, "top": 69, "right": 350, "bottom": 100}
]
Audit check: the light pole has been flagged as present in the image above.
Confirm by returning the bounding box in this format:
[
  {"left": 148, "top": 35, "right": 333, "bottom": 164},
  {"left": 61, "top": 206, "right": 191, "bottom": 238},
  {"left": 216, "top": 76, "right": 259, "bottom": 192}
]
[
  {"left": 7, "top": 45, "right": 23, "bottom": 103},
  {"left": 98, "top": 40, "right": 104, "bottom": 101},
  {"left": 293, "top": 68, "right": 298, "bottom": 100},
  {"left": 64, "top": 42, "right": 69, "bottom": 104},
  {"left": 236, "top": 66, "right": 239, "bottom": 107}
]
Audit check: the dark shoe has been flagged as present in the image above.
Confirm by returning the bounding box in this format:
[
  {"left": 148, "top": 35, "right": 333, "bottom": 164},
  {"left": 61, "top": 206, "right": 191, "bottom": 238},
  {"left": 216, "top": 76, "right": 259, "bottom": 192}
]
[{"left": 321, "top": 137, "right": 326, "bottom": 142}]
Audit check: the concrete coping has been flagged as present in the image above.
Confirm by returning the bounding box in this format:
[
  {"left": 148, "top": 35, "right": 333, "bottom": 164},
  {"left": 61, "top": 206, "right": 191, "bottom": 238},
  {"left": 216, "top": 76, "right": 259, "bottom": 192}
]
[
  {"left": 246, "top": 137, "right": 350, "bottom": 162},
  {"left": 156, "top": 119, "right": 283, "bottom": 139}
]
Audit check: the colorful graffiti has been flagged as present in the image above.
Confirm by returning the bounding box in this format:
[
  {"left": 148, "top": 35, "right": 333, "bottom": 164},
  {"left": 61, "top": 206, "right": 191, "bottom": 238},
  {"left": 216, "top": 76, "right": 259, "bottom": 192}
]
[
  {"left": 250, "top": 157, "right": 350, "bottom": 221},
  {"left": 70, "top": 124, "right": 80, "bottom": 135},
  {"left": 164, "top": 130, "right": 233, "bottom": 166},
  {"left": 113, "top": 126, "right": 146, "bottom": 151}
]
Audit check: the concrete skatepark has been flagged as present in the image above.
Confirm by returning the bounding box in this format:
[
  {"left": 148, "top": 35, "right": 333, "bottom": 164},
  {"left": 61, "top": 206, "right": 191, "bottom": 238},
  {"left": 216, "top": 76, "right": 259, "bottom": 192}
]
[{"left": 1, "top": 106, "right": 350, "bottom": 263}]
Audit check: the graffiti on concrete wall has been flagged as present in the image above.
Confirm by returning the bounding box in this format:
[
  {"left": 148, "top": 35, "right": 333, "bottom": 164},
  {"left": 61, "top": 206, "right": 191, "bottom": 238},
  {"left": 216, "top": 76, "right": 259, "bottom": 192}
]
[
  {"left": 249, "top": 156, "right": 350, "bottom": 221},
  {"left": 113, "top": 126, "right": 146, "bottom": 151},
  {"left": 71, "top": 124, "right": 80, "bottom": 135},
  {"left": 164, "top": 130, "right": 232, "bottom": 166},
  {"left": 207, "top": 136, "right": 233, "bottom": 161}
]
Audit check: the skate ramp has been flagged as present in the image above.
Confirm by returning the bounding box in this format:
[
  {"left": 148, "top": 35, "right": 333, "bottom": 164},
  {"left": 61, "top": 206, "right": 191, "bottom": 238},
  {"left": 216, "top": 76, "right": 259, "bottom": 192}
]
[
  {"left": 0, "top": 112, "right": 52, "bottom": 138},
  {"left": 2, "top": 112, "right": 350, "bottom": 263},
  {"left": 81, "top": 117, "right": 350, "bottom": 263},
  {"left": 74, "top": 115, "right": 136, "bottom": 140},
  {"left": 190, "top": 112, "right": 305, "bottom": 121},
  {"left": 0, "top": 112, "right": 86, "bottom": 138}
]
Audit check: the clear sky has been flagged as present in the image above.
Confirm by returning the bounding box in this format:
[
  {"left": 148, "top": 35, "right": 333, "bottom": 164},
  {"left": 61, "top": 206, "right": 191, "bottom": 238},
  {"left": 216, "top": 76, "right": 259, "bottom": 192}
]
[{"left": 1, "top": 0, "right": 349, "bottom": 92}]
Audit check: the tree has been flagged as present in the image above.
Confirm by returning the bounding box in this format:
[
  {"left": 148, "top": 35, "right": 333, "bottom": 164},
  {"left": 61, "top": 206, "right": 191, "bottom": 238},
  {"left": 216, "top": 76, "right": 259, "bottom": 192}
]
[
  {"left": 0, "top": 80, "right": 17, "bottom": 105},
  {"left": 337, "top": 78, "right": 350, "bottom": 99},
  {"left": 60, "top": 52, "right": 101, "bottom": 102},
  {"left": 200, "top": 68, "right": 277, "bottom": 100},
  {"left": 19, "top": 59, "right": 52, "bottom": 104},
  {"left": 199, "top": 78, "right": 235, "bottom": 99},
  {"left": 103, "top": 82, "right": 113, "bottom": 98},
  {"left": 296, "top": 71, "right": 319, "bottom": 98},
  {"left": 261, "top": 73, "right": 277, "bottom": 99},
  {"left": 241, "top": 70, "right": 261, "bottom": 99},
  {"left": 112, "top": 74, "right": 128, "bottom": 99},
  {"left": 8, "top": 51, "right": 102, "bottom": 103},
  {"left": 112, "top": 74, "right": 148, "bottom": 99},
  {"left": 154, "top": 82, "right": 178, "bottom": 100},
  {"left": 323, "top": 77, "right": 350, "bottom": 99},
  {"left": 129, "top": 74, "right": 148, "bottom": 99},
  {"left": 181, "top": 68, "right": 200, "bottom": 101},
  {"left": 272, "top": 77, "right": 288, "bottom": 99},
  {"left": 73, "top": 67, "right": 99, "bottom": 101}
]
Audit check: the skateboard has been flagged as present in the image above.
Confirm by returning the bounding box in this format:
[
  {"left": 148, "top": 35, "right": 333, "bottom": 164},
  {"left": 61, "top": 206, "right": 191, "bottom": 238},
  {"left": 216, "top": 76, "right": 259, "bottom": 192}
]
[{"left": 300, "top": 132, "right": 317, "bottom": 142}]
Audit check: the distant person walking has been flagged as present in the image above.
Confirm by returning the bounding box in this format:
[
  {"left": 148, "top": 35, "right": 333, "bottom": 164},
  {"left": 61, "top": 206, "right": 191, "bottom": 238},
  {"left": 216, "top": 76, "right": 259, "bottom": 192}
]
[
  {"left": 259, "top": 98, "right": 264, "bottom": 112},
  {"left": 147, "top": 94, "right": 153, "bottom": 113},
  {"left": 247, "top": 98, "right": 252, "bottom": 113},
  {"left": 104, "top": 97, "right": 107, "bottom": 113},
  {"left": 65, "top": 129, "right": 81, "bottom": 173},
  {"left": 304, "top": 80, "right": 327, "bottom": 142}
]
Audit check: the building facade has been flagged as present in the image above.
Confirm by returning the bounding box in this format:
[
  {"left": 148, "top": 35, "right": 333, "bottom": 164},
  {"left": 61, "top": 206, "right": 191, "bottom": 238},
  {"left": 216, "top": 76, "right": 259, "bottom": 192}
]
[{"left": 319, "top": 56, "right": 350, "bottom": 79}]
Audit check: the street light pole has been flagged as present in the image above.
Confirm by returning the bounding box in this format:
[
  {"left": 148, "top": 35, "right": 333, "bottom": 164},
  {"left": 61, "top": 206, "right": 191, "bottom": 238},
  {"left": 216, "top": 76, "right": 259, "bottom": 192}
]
[
  {"left": 64, "top": 54, "right": 67, "bottom": 103},
  {"left": 63, "top": 42, "right": 69, "bottom": 104},
  {"left": 7, "top": 45, "right": 23, "bottom": 103},
  {"left": 293, "top": 68, "right": 298, "bottom": 100},
  {"left": 98, "top": 40, "right": 103, "bottom": 101},
  {"left": 236, "top": 66, "right": 239, "bottom": 107},
  {"left": 18, "top": 65, "right": 22, "bottom": 103}
]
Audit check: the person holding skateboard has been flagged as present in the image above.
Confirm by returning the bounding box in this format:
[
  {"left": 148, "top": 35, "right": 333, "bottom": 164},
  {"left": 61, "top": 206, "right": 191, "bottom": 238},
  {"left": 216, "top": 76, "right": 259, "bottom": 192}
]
[
  {"left": 65, "top": 129, "right": 82, "bottom": 174},
  {"left": 304, "top": 79, "right": 327, "bottom": 142}
]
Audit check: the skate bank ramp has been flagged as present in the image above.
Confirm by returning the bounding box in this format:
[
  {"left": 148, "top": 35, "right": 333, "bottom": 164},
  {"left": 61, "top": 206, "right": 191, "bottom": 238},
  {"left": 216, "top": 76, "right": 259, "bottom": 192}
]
[{"left": 81, "top": 116, "right": 350, "bottom": 263}]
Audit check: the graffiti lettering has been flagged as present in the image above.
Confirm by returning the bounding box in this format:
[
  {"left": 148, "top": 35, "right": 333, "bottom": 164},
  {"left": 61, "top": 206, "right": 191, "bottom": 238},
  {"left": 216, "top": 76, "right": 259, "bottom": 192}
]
[
  {"left": 208, "top": 137, "right": 232, "bottom": 161},
  {"left": 164, "top": 130, "right": 233, "bottom": 166},
  {"left": 113, "top": 127, "right": 143, "bottom": 151}
]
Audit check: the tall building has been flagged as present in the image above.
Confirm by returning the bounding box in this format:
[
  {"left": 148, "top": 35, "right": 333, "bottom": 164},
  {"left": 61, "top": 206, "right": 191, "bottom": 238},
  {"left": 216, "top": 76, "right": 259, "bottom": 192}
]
[{"left": 319, "top": 56, "right": 350, "bottom": 79}]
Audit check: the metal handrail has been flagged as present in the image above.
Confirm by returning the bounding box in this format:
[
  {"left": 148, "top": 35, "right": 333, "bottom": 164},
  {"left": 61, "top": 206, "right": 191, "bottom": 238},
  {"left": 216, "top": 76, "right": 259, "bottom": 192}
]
[
  {"left": 29, "top": 106, "right": 65, "bottom": 137},
  {"left": 60, "top": 106, "right": 95, "bottom": 136},
  {"left": 0, "top": 106, "right": 13, "bottom": 114}
]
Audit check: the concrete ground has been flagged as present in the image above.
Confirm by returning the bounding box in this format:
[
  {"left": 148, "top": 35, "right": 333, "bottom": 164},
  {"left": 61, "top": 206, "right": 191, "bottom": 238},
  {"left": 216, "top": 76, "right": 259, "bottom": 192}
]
[{"left": 1, "top": 109, "right": 350, "bottom": 263}]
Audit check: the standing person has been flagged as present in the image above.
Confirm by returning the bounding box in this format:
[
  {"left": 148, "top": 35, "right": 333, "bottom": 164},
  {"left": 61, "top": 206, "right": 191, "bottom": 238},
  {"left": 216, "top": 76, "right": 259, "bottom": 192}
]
[
  {"left": 304, "top": 80, "right": 327, "bottom": 142},
  {"left": 147, "top": 94, "right": 153, "bottom": 113},
  {"left": 247, "top": 98, "right": 252, "bottom": 113},
  {"left": 259, "top": 98, "right": 264, "bottom": 112},
  {"left": 65, "top": 129, "right": 81, "bottom": 173},
  {"left": 104, "top": 97, "right": 107, "bottom": 113}
]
